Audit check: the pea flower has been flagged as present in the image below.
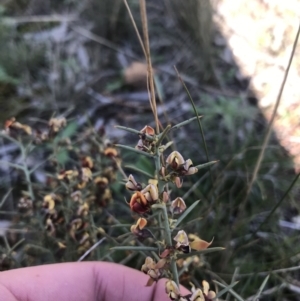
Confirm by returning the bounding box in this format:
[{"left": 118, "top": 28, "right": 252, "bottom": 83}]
[
  {"left": 49, "top": 117, "right": 66, "bottom": 133},
  {"left": 4, "top": 117, "right": 32, "bottom": 136},
  {"left": 130, "top": 218, "right": 152, "bottom": 240},
  {"left": 129, "top": 191, "right": 150, "bottom": 214},
  {"left": 57, "top": 169, "right": 79, "bottom": 181},
  {"left": 131, "top": 217, "right": 147, "bottom": 232},
  {"left": 174, "top": 230, "right": 213, "bottom": 253},
  {"left": 165, "top": 280, "right": 181, "bottom": 300},
  {"left": 166, "top": 151, "right": 198, "bottom": 176},
  {"left": 202, "top": 280, "right": 216, "bottom": 300},
  {"left": 182, "top": 159, "right": 198, "bottom": 175},
  {"left": 141, "top": 184, "right": 159, "bottom": 203},
  {"left": 81, "top": 156, "right": 94, "bottom": 169},
  {"left": 174, "top": 230, "right": 191, "bottom": 253},
  {"left": 166, "top": 151, "right": 185, "bottom": 170},
  {"left": 140, "top": 125, "right": 155, "bottom": 136},
  {"left": 43, "top": 194, "right": 55, "bottom": 210},
  {"left": 171, "top": 197, "right": 186, "bottom": 215},
  {"left": 104, "top": 147, "right": 118, "bottom": 158},
  {"left": 141, "top": 257, "right": 162, "bottom": 286},
  {"left": 125, "top": 174, "right": 142, "bottom": 191},
  {"left": 136, "top": 125, "right": 155, "bottom": 152},
  {"left": 81, "top": 167, "right": 92, "bottom": 182},
  {"left": 190, "top": 288, "right": 205, "bottom": 301}
]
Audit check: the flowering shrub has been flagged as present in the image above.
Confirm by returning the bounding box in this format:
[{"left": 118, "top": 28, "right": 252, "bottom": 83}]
[
  {"left": 0, "top": 116, "right": 119, "bottom": 268},
  {"left": 113, "top": 123, "right": 221, "bottom": 300}
]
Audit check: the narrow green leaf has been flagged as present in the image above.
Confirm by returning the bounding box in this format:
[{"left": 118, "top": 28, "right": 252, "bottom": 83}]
[
  {"left": 115, "top": 144, "right": 154, "bottom": 158},
  {"left": 114, "top": 125, "right": 142, "bottom": 135},
  {"left": 124, "top": 165, "right": 154, "bottom": 178},
  {"left": 253, "top": 172, "right": 300, "bottom": 235},
  {"left": 0, "top": 188, "right": 13, "bottom": 208},
  {"left": 8, "top": 238, "right": 25, "bottom": 255},
  {"left": 109, "top": 224, "right": 132, "bottom": 228},
  {"left": 156, "top": 124, "right": 171, "bottom": 146},
  {"left": 110, "top": 246, "right": 158, "bottom": 252},
  {"left": 0, "top": 132, "right": 22, "bottom": 146},
  {"left": 254, "top": 275, "right": 270, "bottom": 300},
  {"left": 158, "top": 141, "right": 174, "bottom": 153},
  {"left": 174, "top": 67, "right": 212, "bottom": 184},
  {"left": 171, "top": 116, "right": 203, "bottom": 130},
  {"left": 54, "top": 121, "right": 78, "bottom": 143},
  {"left": 135, "top": 156, "right": 155, "bottom": 176},
  {"left": 56, "top": 149, "right": 69, "bottom": 165},
  {"left": 226, "top": 267, "right": 240, "bottom": 301},
  {"left": 174, "top": 200, "right": 200, "bottom": 228},
  {"left": 214, "top": 280, "right": 245, "bottom": 301},
  {"left": 30, "top": 155, "right": 52, "bottom": 174},
  {"left": 176, "top": 247, "right": 225, "bottom": 259},
  {"left": 114, "top": 126, "right": 155, "bottom": 141},
  {"left": 194, "top": 161, "right": 218, "bottom": 170},
  {"left": 214, "top": 281, "right": 239, "bottom": 300},
  {"left": 154, "top": 74, "right": 164, "bottom": 101}
]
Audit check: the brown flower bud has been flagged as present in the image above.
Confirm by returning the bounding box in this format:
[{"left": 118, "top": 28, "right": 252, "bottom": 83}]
[
  {"left": 104, "top": 147, "right": 118, "bottom": 158},
  {"left": 175, "top": 177, "right": 183, "bottom": 188},
  {"left": 94, "top": 177, "right": 109, "bottom": 189},
  {"left": 81, "top": 156, "right": 94, "bottom": 169},
  {"left": 163, "top": 191, "right": 169, "bottom": 203}
]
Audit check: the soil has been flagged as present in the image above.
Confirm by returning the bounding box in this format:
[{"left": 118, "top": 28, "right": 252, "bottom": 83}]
[{"left": 214, "top": 0, "right": 300, "bottom": 171}]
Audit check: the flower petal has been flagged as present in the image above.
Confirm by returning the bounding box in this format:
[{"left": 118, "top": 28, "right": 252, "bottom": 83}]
[
  {"left": 190, "top": 238, "right": 213, "bottom": 251},
  {"left": 174, "top": 230, "right": 189, "bottom": 245},
  {"left": 190, "top": 289, "right": 205, "bottom": 301}
]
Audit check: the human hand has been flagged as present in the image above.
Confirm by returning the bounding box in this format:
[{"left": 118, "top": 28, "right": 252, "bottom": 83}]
[{"left": 0, "top": 262, "right": 189, "bottom": 301}]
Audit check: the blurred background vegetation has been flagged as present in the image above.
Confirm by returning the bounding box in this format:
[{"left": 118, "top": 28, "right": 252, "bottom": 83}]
[{"left": 0, "top": 0, "right": 300, "bottom": 300}]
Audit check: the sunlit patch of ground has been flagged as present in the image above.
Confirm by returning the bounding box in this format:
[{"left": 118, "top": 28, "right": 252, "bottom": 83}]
[{"left": 214, "top": 0, "right": 300, "bottom": 171}]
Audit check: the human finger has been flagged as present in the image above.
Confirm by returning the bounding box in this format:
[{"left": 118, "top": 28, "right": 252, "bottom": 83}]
[{"left": 0, "top": 262, "right": 189, "bottom": 301}]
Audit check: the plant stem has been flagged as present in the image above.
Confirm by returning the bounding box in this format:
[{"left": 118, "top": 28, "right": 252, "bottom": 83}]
[
  {"left": 139, "top": 0, "right": 159, "bottom": 134},
  {"left": 21, "top": 145, "right": 35, "bottom": 201},
  {"left": 155, "top": 152, "right": 162, "bottom": 192},
  {"left": 152, "top": 203, "right": 179, "bottom": 287}
]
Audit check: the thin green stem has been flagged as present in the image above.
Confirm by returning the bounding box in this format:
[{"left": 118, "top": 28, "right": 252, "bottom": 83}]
[
  {"left": 156, "top": 124, "right": 171, "bottom": 147},
  {"left": 252, "top": 172, "right": 300, "bottom": 236},
  {"left": 174, "top": 66, "right": 213, "bottom": 185},
  {"left": 155, "top": 152, "right": 162, "bottom": 191},
  {"left": 115, "top": 125, "right": 155, "bottom": 141},
  {"left": 152, "top": 203, "right": 179, "bottom": 287}
]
